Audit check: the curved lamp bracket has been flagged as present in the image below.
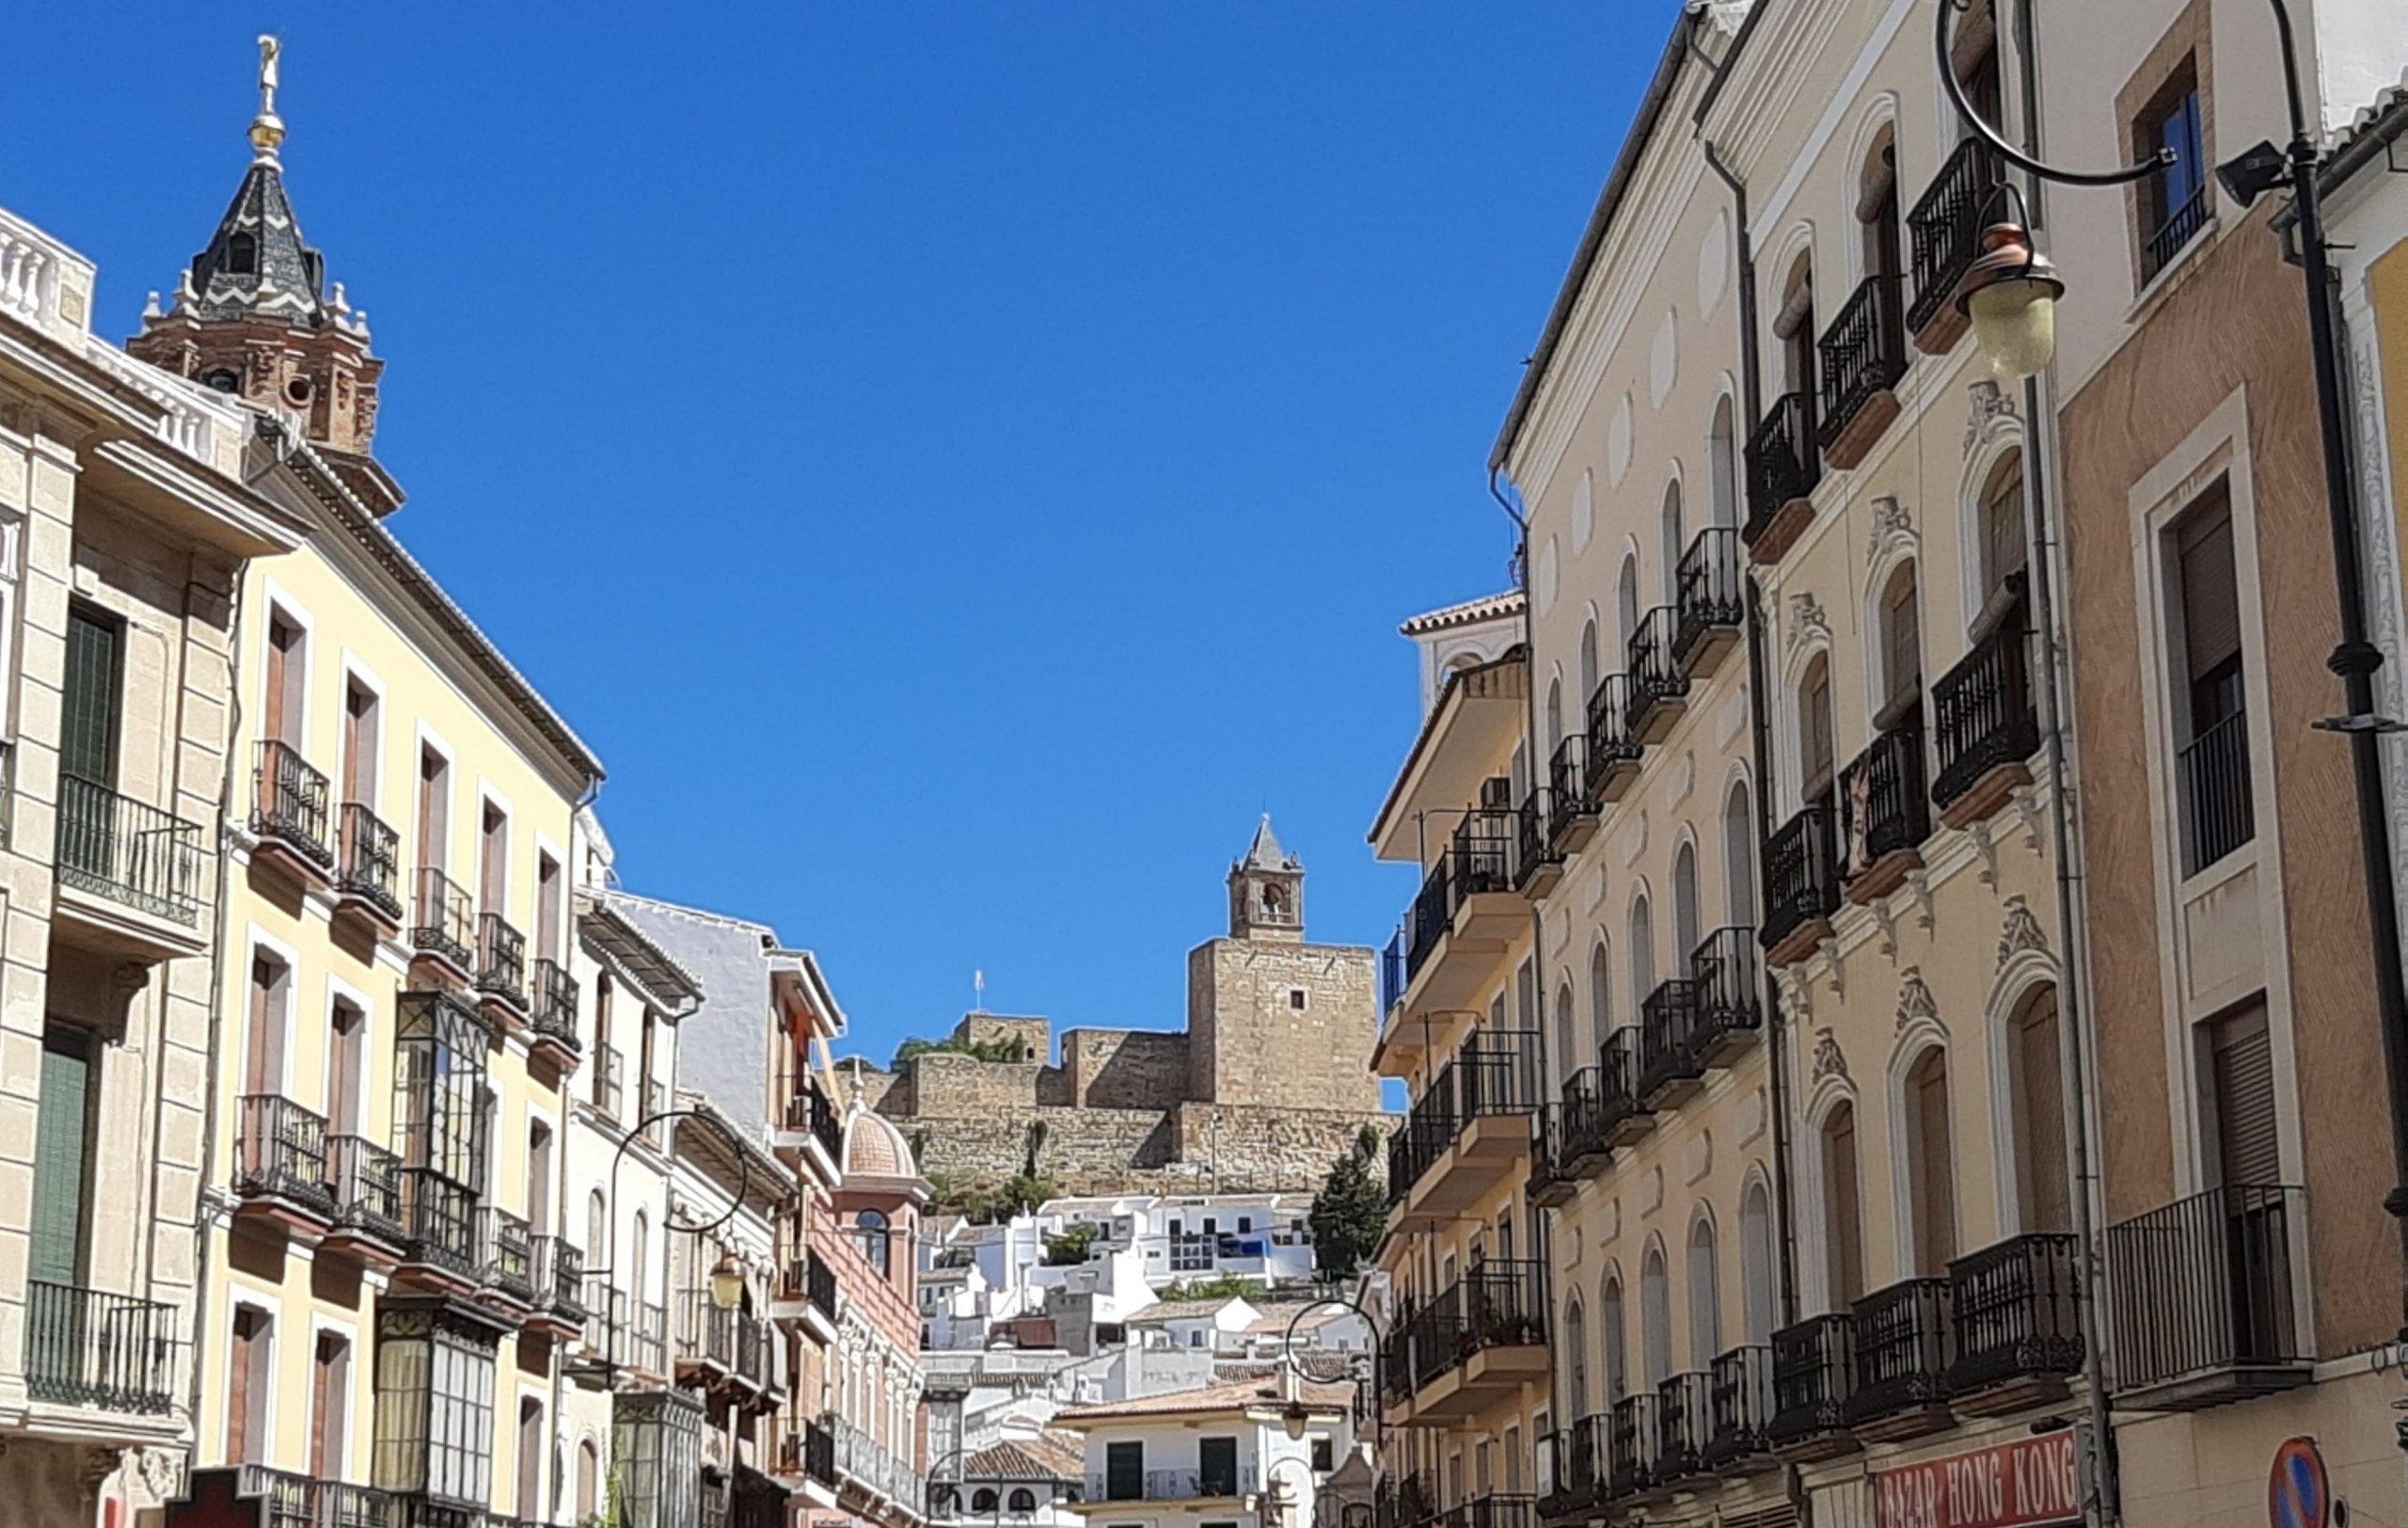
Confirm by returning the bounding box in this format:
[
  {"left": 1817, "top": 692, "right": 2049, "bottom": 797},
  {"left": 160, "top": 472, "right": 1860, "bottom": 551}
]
[{"left": 1937, "top": 0, "right": 2169, "bottom": 188}]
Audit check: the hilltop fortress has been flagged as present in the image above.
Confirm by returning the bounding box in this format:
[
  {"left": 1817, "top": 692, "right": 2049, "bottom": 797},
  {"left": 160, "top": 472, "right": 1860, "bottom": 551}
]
[{"left": 852, "top": 820, "right": 1393, "bottom": 1200}]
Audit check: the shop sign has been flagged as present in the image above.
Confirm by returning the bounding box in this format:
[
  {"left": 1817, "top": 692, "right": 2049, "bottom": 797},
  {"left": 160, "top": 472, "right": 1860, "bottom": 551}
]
[{"left": 1872, "top": 1429, "right": 2085, "bottom": 1528}]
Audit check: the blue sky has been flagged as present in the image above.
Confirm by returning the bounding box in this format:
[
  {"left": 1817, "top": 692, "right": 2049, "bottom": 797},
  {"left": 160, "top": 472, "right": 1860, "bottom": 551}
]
[{"left": 9, "top": 3, "right": 1673, "bottom": 1065}]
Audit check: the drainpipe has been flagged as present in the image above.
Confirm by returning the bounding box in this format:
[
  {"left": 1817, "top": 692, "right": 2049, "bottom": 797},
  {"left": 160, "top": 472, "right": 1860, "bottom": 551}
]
[{"left": 2003, "top": 0, "right": 2119, "bottom": 1518}]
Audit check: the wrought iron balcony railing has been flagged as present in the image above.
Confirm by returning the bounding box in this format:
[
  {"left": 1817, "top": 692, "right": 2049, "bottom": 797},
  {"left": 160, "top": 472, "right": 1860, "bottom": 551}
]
[
  {"left": 1761, "top": 804, "right": 1840, "bottom": 953},
  {"left": 1846, "top": 1278, "right": 1952, "bottom": 1425},
  {"left": 1767, "top": 1313, "right": 1854, "bottom": 1448},
  {"left": 1381, "top": 928, "right": 1406, "bottom": 1014},
  {"left": 531, "top": 1234, "right": 586, "bottom": 1320},
  {"left": 1586, "top": 675, "right": 1644, "bottom": 779},
  {"left": 584, "top": 1280, "right": 670, "bottom": 1377},
  {"left": 1743, "top": 391, "right": 1819, "bottom": 545},
  {"left": 2178, "top": 708, "right": 2254, "bottom": 875},
  {"left": 1703, "top": 1345, "right": 1776, "bottom": 1470},
  {"left": 1389, "top": 1030, "right": 1544, "bottom": 1204},
  {"left": 24, "top": 1279, "right": 180, "bottom": 1413},
  {"left": 411, "top": 867, "right": 475, "bottom": 972},
  {"left": 336, "top": 803, "right": 403, "bottom": 919},
  {"left": 1816, "top": 273, "right": 1908, "bottom": 452},
  {"left": 1929, "top": 614, "right": 2038, "bottom": 816},
  {"left": 531, "top": 958, "right": 579, "bottom": 1051},
  {"left": 1908, "top": 136, "right": 2004, "bottom": 335},
  {"left": 1656, "top": 1371, "right": 1713, "bottom": 1486},
  {"left": 476, "top": 912, "right": 528, "bottom": 1012},
  {"left": 807, "top": 1248, "right": 839, "bottom": 1316},
  {"left": 478, "top": 1207, "right": 534, "bottom": 1302},
  {"left": 57, "top": 772, "right": 203, "bottom": 924},
  {"left": 234, "top": 1466, "right": 396, "bottom": 1528},
  {"left": 1597, "top": 1027, "right": 1651, "bottom": 1141},
  {"left": 831, "top": 1411, "right": 927, "bottom": 1511},
  {"left": 1389, "top": 1259, "right": 1548, "bottom": 1395},
  {"left": 1838, "top": 722, "right": 1930, "bottom": 881},
  {"left": 396, "top": 1166, "right": 478, "bottom": 1276},
  {"left": 2105, "top": 1183, "right": 2305, "bottom": 1396},
  {"left": 1687, "top": 926, "right": 1761, "bottom": 1058},
  {"left": 327, "top": 1134, "right": 404, "bottom": 1244},
  {"left": 1544, "top": 1416, "right": 1603, "bottom": 1514},
  {"left": 1672, "top": 527, "right": 1745, "bottom": 668},
  {"left": 1946, "top": 1232, "right": 2083, "bottom": 1395},
  {"left": 785, "top": 1074, "right": 843, "bottom": 1160},
  {"left": 1638, "top": 977, "right": 1703, "bottom": 1104},
  {"left": 252, "top": 740, "right": 334, "bottom": 868},
  {"left": 1607, "top": 1392, "right": 1660, "bottom": 1498},
  {"left": 1513, "top": 789, "right": 1560, "bottom": 891},
  {"left": 1087, "top": 1467, "right": 1260, "bottom": 1504},
  {"left": 1624, "top": 606, "right": 1689, "bottom": 734},
  {"left": 2142, "top": 184, "right": 2211, "bottom": 284},
  {"left": 236, "top": 1094, "right": 336, "bottom": 1214},
  {"left": 1547, "top": 734, "right": 1594, "bottom": 839}
]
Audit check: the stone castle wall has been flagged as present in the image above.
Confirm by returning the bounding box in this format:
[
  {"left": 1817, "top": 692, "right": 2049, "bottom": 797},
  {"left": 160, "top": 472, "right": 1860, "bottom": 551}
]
[
  {"left": 895, "top": 1100, "right": 1386, "bottom": 1199},
  {"left": 1061, "top": 1027, "right": 1193, "bottom": 1108},
  {"left": 1187, "top": 939, "right": 1382, "bottom": 1113}
]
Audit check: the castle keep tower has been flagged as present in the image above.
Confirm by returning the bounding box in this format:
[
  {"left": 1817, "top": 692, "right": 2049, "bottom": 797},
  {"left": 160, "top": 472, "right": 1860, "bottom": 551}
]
[
  {"left": 126, "top": 38, "right": 397, "bottom": 512},
  {"left": 1188, "top": 816, "right": 1380, "bottom": 1113}
]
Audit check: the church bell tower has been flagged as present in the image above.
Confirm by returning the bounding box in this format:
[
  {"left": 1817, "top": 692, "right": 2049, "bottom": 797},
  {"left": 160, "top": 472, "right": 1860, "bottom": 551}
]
[{"left": 1227, "top": 815, "right": 1304, "bottom": 943}]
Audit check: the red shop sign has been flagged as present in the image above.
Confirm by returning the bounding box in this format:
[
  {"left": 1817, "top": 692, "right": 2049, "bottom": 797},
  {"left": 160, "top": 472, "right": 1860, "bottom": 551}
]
[{"left": 1873, "top": 1430, "right": 2085, "bottom": 1528}]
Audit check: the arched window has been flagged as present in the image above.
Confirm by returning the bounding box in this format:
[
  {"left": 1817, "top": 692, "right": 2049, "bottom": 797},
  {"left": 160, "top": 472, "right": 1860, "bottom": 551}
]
[
  {"left": 973, "top": 1489, "right": 999, "bottom": 1513},
  {"left": 1554, "top": 982, "right": 1577, "bottom": 1092},
  {"left": 1671, "top": 842, "right": 1701, "bottom": 977},
  {"left": 1861, "top": 125, "right": 1902, "bottom": 288},
  {"left": 1798, "top": 654, "right": 1836, "bottom": 805},
  {"left": 1723, "top": 782, "right": 1757, "bottom": 928},
  {"left": 1009, "top": 1489, "right": 1038, "bottom": 1514},
  {"left": 587, "top": 1189, "right": 608, "bottom": 1274},
  {"left": 1640, "top": 1245, "right": 1671, "bottom": 1387},
  {"left": 2010, "top": 986, "right": 2072, "bottom": 1232},
  {"left": 1876, "top": 561, "right": 1924, "bottom": 728},
  {"left": 1687, "top": 1217, "right": 1721, "bottom": 1367},
  {"left": 631, "top": 1210, "right": 650, "bottom": 1300},
  {"left": 1775, "top": 255, "right": 1817, "bottom": 421},
  {"left": 226, "top": 231, "right": 258, "bottom": 276},
  {"left": 1905, "top": 1048, "right": 1958, "bottom": 1275},
  {"left": 1821, "top": 1103, "right": 1865, "bottom": 1307},
  {"left": 1578, "top": 619, "right": 1600, "bottom": 710},
  {"left": 1617, "top": 556, "right": 1641, "bottom": 656},
  {"left": 858, "top": 1209, "right": 893, "bottom": 1277},
  {"left": 1599, "top": 1274, "right": 1627, "bottom": 1402},
  {"left": 1587, "top": 941, "right": 1612, "bottom": 1061},
  {"left": 1545, "top": 676, "right": 1564, "bottom": 754},
  {"left": 1564, "top": 1296, "right": 1590, "bottom": 1418},
  {"left": 1627, "top": 896, "right": 1656, "bottom": 1015},
  {"left": 1707, "top": 396, "right": 1739, "bottom": 531},
  {"left": 1660, "top": 481, "right": 1686, "bottom": 603},
  {"left": 1975, "top": 451, "right": 2029, "bottom": 625},
  {"left": 577, "top": 1440, "right": 600, "bottom": 1519},
  {"left": 1740, "top": 1181, "right": 1776, "bottom": 1345}
]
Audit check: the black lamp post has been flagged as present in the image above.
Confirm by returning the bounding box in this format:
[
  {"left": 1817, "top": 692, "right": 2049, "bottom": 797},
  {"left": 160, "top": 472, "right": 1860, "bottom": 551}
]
[
  {"left": 576, "top": 1105, "right": 757, "bottom": 1389},
  {"left": 1936, "top": 0, "right": 2408, "bottom": 1338},
  {"left": 1279, "top": 1293, "right": 1383, "bottom": 1446}
]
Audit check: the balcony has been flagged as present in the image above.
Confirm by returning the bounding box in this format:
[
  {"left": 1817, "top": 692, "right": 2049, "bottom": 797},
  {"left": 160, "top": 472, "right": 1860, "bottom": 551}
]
[
  {"left": 1384, "top": 1260, "right": 1547, "bottom": 1418},
  {"left": 584, "top": 1281, "right": 670, "bottom": 1378},
  {"left": 55, "top": 772, "right": 205, "bottom": 948},
  {"left": 2105, "top": 1184, "right": 2310, "bottom": 1410},
  {"left": 410, "top": 867, "right": 476, "bottom": 979},
  {"left": 23, "top": 1280, "right": 180, "bottom": 1414},
  {"left": 1946, "top": 1232, "right": 2083, "bottom": 1414},
  {"left": 1381, "top": 930, "right": 1406, "bottom": 1015},
  {"left": 334, "top": 803, "right": 404, "bottom": 932},
  {"left": 1584, "top": 676, "right": 1645, "bottom": 805},
  {"left": 1688, "top": 926, "right": 1762, "bottom": 1065},
  {"left": 791, "top": 1419, "right": 839, "bottom": 1489},
  {"left": 250, "top": 739, "right": 334, "bottom": 880},
  {"left": 1393, "top": 818, "right": 1524, "bottom": 1017},
  {"left": 1388, "top": 1030, "right": 1541, "bottom": 1222},
  {"left": 1595, "top": 1028, "right": 1653, "bottom": 1150},
  {"left": 592, "top": 1045, "right": 626, "bottom": 1121},
  {"left": 1767, "top": 1313, "right": 1856, "bottom": 1460},
  {"left": 1846, "top": 1278, "right": 1953, "bottom": 1440},
  {"left": 475, "top": 1207, "right": 535, "bottom": 1306},
  {"left": 1702, "top": 1345, "right": 1776, "bottom": 1473},
  {"left": 1655, "top": 1372, "right": 1712, "bottom": 1488},
  {"left": 1637, "top": 977, "right": 1703, "bottom": 1107},
  {"left": 1838, "top": 722, "right": 1930, "bottom": 902},
  {"left": 1816, "top": 273, "right": 1909, "bottom": 470},
  {"left": 1742, "top": 391, "right": 1819, "bottom": 564},
  {"left": 1672, "top": 527, "right": 1745, "bottom": 678},
  {"left": 678, "top": 1293, "right": 777, "bottom": 1398},
  {"left": 780, "top": 1074, "right": 843, "bottom": 1168},
  {"left": 775, "top": 1247, "right": 840, "bottom": 1336},
  {"left": 2178, "top": 708, "right": 2254, "bottom": 876},
  {"left": 830, "top": 1411, "right": 927, "bottom": 1515},
  {"left": 530, "top": 957, "right": 579, "bottom": 1061},
  {"left": 1540, "top": 1416, "right": 1601, "bottom": 1520},
  {"left": 1606, "top": 1392, "right": 1659, "bottom": 1498},
  {"left": 325, "top": 1134, "right": 405, "bottom": 1256},
  {"left": 531, "top": 1235, "right": 587, "bottom": 1325},
  {"left": 1930, "top": 614, "right": 2039, "bottom": 827},
  {"left": 1513, "top": 788, "right": 1563, "bottom": 897},
  {"left": 476, "top": 912, "right": 529, "bottom": 1018},
  {"left": 395, "top": 1166, "right": 478, "bottom": 1281},
  {"left": 1624, "top": 607, "right": 1690, "bottom": 744},
  {"left": 232, "top": 1467, "right": 397, "bottom": 1528},
  {"left": 1547, "top": 734, "right": 1600, "bottom": 853},
  {"left": 2141, "top": 184, "right": 2211, "bottom": 286},
  {"left": 1085, "top": 1467, "right": 1259, "bottom": 1505},
  {"left": 1525, "top": 1100, "right": 1581, "bottom": 1207},
  {"left": 234, "top": 1094, "right": 338, "bottom": 1225},
  {"left": 1760, "top": 804, "right": 1839, "bottom": 966},
  {"left": 1907, "top": 136, "right": 2004, "bottom": 351}
]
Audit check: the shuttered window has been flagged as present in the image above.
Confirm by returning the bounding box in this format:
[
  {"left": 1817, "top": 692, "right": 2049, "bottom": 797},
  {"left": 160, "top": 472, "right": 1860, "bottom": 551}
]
[
  {"left": 1199, "top": 1437, "right": 1238, "bottom": 1498},
  {"left": 1104, "top": 1442, "right": 1144, "bottom": 1501},
  {"left": 342, "top": 680, "right": 380, "bottom": 806},
  {"left": 312, "top": 1330, "right": 350, "bottom": 1478},
  {"left": 61, "top": 605, "right": 121, "bottom": 786},
  {"left": 2014, "top": 990, "right": 2073, "bottom": 1232},
  {"left": 30, "top": 1025, "right": 94, "bottom": 1287},
  {"left": 1909, "top": 1051, "right": 1958, "bottom": 1275},
  {"left": 229, "top": 1307, "right": 272, "bottom": 1465},
  {"left": 1983, "top": 456, "right": 2028, "bottom": 601},
  {"left": 2177, "top": 489, "right": 2243, "bottom": 728},
  {"left": 264, "top": 613, "right": 305, "bottom": 746},
  {"left": 1882, "top": 570, "right": 1923, "bottom": 717},
  {"left": 1824, "top": 1105, "right": 1865, "bottom": 1307},
  {"left": 1801, "top": 660, "right": 1836, "bottom": 802},
  {"left": 2210, "top": 1003, "right": 2281, "bottom": 1187}
]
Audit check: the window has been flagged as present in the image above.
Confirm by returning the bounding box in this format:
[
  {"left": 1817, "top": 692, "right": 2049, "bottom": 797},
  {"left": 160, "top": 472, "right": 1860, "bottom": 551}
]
[
  {"left": 1861, "top": 130, "right": 1902, "bottom": 286},
  {"left": 1877, "top": 564, "right": 1923, "bottom": 727},
  {"left": 1671, "top": 845, "right": 1700, "bottom": 978},
  {"left": 1563, "top": 1297, "right": 1589, "bottom": 1417},
  {"left": 1707, "top": 397, "right": 1739, "bottom": 531},
  {"left": 1104, "top": 1441, "right": 1144, "bottom": 1501},
  {"left": 62, "top": 603, "right": 122, "bottom": 787},
  {"left": 480, "top": 801, "right": 509, "bottom": 914},
  {"left": 517, "top": 1396, "right": 545, "bottom": 1519},
  {"left": 1723, "top": 783, "right": 1758, "bottom": 927},
  {"left": 1288, "top": 989, "right": 1307, "bottom": 1011},
  {"left": 858, "top": 1210, "right": 892, "bottom": 1278},
  {"left": 587, "top": 1190, "right": 608, "bottom": 1275},
  {"left": 577, "top": 1441, "right": 599, "bottom": 1519},
  {"left": 1640, "top": 1247, "right": 1671, "bottom": 1388},
  {"left": 1599, "top": 1275, "right": 1625, "bottom": 1402},
  {"left": 1687, "top": 1218, "right": 1721, "bottom": 1367},
  {"left": 2136, "top": 61, "right": 2209, "bottom": 282},
  {"left": 229, "top": 1306, "right": 274, "bottom": 1465},
  {"left": 372, "top": 1310, "right": 498, "bottom": 1507},
  {"left": 537, "top": 853, "right": 563, "bottom": 964},
  {"left": 1554, "top": 982, "right": 1576, "bottom": 1092},
  {"left": 632, "top": 1211, "right": 650, "bottom": 1302},
  {"left": 226, "top": 232, "right": 259, "bottom": 275},
  {"left": 1617, "top": 557, "right": 1641, "bottom": 654},
  {"left": 2172, "top": 485, "right": 2252, "bottom": 873},
  {"left": 2012, "top": 987, "right": 2073, "bottom": 1232},
  {"left": 1953, "top": 0, "right": 2004, "bottom": 129},
  {"left": 610, "top": 1389, "right": 701, "bottom": 1528},
  {"left": 1578, "top": 619, "right": 1599, "bottom": 707},
  {"left": 1586, "top": 943, "right": 1611, "bottom": 1069},
  {"left": 1627, "top": 897, "right": 1655, "bottom": 1015},
  {"left": 1976, "top": 454, "right": 2029, "bottom": 625},
  {"left": 264, "top": 610, "right": 306, "bottom": 747},
  {"left": 1906, "top": 1049, "right": 1958, "bottom": 1275},
  {"left": 328, "top": 999, "right": 366, "bottom": 1138},
  {"left": 1822, "top": 1103, "right": 1865, "bottom": 1308},
  {"left": 1311, "top": 1437, "right": 1334, "bottom": 1474},
  {"left": 392, "top": 994, "right": 488, "bottom": 1266},
  {"left": 527, "top": 1122, "right": 553, "bottom": 1237},
  {"left": 30, "top": 1024, "right": 95, "bottom": 1287},
  {"left": 1198, "top": 1436, "right": 1239, "bottom": 1497},
  {"left": 1740, "top": 1182, "right": 1776, "bottom": 1346},
  {"left": 2208, "top": 1002, "right": 2279, "bottom": 1187},
  {"left": 1776, "top": 258, "right": 1817, "bottom": 422},
  {"left": 1545, "top": 676, "right": 1563, "bottom": 754},
  {"left": 312, "top": 1330, "right": 351, "bottom": 1478},
  {"left": 245, "top": 949, "right": 291, "bottom": 1099},
  {"left": 1660, "top": 482, "right": 1685, "bottom": 602},
  {"left": 1799, "top": 655, "right": 1836, "bottom": 805},
  {"left": 417, "top": 745, "right": 450, "bottom": 873}
]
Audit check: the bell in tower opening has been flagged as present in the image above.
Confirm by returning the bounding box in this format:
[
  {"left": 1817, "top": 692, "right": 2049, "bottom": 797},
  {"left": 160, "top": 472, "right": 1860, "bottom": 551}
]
[{"left": 1227, "top": 814, "right": 1304, "bottom": 942}]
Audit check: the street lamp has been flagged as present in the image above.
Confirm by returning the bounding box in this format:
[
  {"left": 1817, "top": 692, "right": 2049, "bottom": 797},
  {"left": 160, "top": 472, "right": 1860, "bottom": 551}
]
[
  {"left": 710, "top": 1249, "right": 747, "bottom": 1312},
  {"left": 1954, "top": 190, "right": 2064, "bottom": 380},
  {"left": 1936, "top": 0, "right": 2408, "bottom": 1340}
]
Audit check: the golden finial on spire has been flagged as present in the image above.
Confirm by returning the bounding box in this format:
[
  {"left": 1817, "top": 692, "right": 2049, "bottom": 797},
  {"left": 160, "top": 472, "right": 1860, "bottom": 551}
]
[{"left": 248, "top": 34, "right": 286, "bottom": 160}]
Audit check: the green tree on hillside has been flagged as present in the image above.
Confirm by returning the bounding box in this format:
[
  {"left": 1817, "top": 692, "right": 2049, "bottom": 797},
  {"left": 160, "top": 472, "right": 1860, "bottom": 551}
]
[{"left": 1309, "top": 1124, "right": 1386, "bottom": 1280}]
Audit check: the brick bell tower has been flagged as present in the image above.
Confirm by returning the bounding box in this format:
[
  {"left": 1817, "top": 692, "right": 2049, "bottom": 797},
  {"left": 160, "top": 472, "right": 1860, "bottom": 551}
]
[{"left": 128, "top": 36, "right": 400, "bottom": 513}]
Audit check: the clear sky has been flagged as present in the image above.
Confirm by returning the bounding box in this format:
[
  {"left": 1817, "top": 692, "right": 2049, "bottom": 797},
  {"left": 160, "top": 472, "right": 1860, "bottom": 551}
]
[{"left": 8, "top": 3, "right": 1676, "bottom": 1066}]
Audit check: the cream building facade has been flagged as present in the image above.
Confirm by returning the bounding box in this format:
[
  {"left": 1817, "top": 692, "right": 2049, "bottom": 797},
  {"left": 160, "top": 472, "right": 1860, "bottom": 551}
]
[{"left": 0, "top": 197, "right": 302, "bottom": 1525}]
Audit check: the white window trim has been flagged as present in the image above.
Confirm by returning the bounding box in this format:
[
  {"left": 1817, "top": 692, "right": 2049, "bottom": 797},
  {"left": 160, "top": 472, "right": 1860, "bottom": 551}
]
[
  {"left": 243, "top": 923, "right": 304, "bottom": 1098},
  {"left": 337, "top": 652, "right": 388, "bottom": 816},
  {"left": 229, "top": 1284, "right": 284, "bottom": 1467},
  {"left": 256, "top": 575, "right": 317, "bottom": 757},
  {"left": 307, "top": 1311, "right": 363, "bottom": 1481}
]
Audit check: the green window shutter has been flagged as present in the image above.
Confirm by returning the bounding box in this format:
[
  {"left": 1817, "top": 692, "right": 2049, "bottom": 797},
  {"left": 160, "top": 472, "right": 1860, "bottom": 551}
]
[
  {"left": 61, "top": 606, "right": 121, "bottom": 786},
  {"left": 1198, "top": 1437, "right": 1238, "bottom": 1498},
  {"left": 1105, "top": 1441, "right": 1143, "bottom": 1501},
  {"left": 30, "top": 1026, "right": 94, "bottom": 1287}
]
